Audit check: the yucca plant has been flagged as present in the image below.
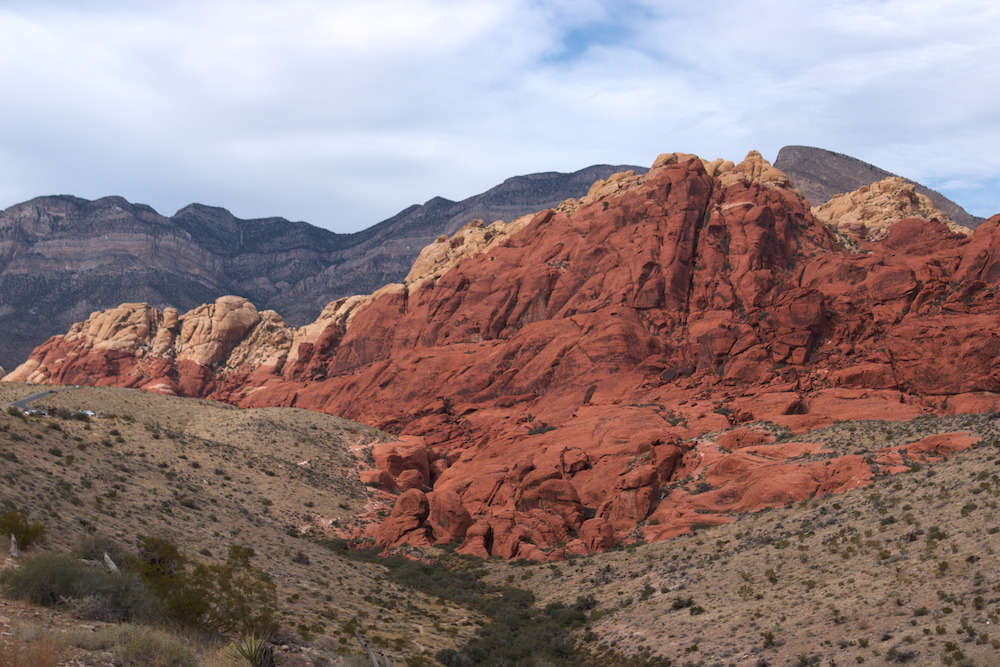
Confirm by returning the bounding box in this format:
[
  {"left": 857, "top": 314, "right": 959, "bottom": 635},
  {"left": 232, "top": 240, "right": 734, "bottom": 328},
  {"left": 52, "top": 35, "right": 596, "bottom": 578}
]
[{"left": 226, "top": 632, "right": 273, "bottom": 667}]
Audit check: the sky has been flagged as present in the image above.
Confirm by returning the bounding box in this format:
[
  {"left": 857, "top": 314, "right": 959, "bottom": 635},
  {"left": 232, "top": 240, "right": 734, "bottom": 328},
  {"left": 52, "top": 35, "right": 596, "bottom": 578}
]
[{"left": 0, "top": 0, "right": 998, "bottom": 233}]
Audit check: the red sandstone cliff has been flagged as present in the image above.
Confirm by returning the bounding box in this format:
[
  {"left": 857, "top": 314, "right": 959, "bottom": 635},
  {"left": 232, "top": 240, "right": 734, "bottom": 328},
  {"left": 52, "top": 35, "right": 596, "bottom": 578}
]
[{"left": 7, "top": 151, "right": 998, "bottom": 559}]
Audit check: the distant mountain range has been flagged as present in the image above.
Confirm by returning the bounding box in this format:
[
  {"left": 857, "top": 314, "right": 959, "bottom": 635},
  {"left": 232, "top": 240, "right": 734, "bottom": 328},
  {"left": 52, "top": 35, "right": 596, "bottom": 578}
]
[{"left": 0, "top": 147, "right": 984, "bottom": 370}]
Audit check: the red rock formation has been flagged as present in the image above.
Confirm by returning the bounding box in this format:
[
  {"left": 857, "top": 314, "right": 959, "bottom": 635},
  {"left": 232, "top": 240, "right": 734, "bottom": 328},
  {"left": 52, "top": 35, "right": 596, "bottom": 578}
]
[
  {"left": 375, "top": 489, "right": 432, "bottom": 548},
  {"left": 7, "top": 151, "right": 999, "bottom": 559}
]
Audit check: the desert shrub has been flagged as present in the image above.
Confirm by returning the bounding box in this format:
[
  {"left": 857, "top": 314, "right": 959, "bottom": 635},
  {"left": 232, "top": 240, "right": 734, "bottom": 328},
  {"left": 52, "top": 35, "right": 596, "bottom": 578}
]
[
  {"left": 72, "top": 535, "right": 130, "bottom": 565},
  {"left": 133, "top": 539, "right": 277, "bottom": 636},
  {"left": 0, "top": 552, "right": 160, "bottom": 623},
  {"left": 434, "top": 648, "right": 467, "bottom": 667},
  {"left": 0, "top": 510, "right": 46, "bottom": 550},
  {"left": 134, "top": 536, "right": 188, "bottom": 597},
  {"left": 1, "top": 552, "right": 94, "bottom": 606},
  {"left": 172, "top": 546, "right": 277, "bottom": 635}
]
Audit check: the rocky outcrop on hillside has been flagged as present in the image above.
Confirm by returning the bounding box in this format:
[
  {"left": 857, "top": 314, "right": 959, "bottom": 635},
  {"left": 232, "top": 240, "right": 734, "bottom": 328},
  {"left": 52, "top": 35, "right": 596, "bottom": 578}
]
[
  {"left": 9, "top": 151, "right": 1000, "bottom": 560},
  {"left": 812, "top": 176, "right": 970, "bottom": 240},
  {"left": 0, "top": 165, "right": 638, "bottom": 369},
  {"left": 775, "top": 145, "right": 983, "bottom": 229}
]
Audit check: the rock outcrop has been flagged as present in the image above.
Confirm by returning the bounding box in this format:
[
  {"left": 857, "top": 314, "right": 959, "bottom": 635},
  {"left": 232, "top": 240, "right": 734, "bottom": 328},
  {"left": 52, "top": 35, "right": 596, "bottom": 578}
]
[
  {"left": 9, "top": 150, "right": 999, "bottom": 560},
  {"left": 775, "top": 145, "right": 983, "bottom": 229},
  {"left": 813, "top": 176, "right": 969, "bottom": 240}
]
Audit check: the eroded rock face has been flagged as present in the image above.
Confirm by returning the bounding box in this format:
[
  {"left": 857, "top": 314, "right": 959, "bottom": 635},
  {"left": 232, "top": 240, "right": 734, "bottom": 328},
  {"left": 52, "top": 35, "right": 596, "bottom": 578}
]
[
  {"left": 8, "top": 151, "right": 999, "bottom": 559},
  {"left": 5, "top": 296, "right": 278, "bottom": 396}
]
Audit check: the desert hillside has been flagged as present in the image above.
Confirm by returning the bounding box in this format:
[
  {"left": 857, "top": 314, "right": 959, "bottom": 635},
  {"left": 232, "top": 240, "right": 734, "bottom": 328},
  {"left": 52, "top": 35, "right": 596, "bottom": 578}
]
[{"left": 0, "top": 384, "right": 483, "bottom": 664}]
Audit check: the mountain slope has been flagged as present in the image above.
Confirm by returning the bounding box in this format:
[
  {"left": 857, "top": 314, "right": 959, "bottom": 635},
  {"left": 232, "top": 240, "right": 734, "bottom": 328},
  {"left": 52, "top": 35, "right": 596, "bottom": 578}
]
[
  {"left": 11, "top": 150, "right": 1000, "bottom": 561},
  {"left": 0, "top": 164, "right": 640, "bottom": 369},
  {"left": 775, "top": 144, "right": 983, "bottom": 228},
  {"left": 0, "top": 383, "right": 481, "bottom": 662}
]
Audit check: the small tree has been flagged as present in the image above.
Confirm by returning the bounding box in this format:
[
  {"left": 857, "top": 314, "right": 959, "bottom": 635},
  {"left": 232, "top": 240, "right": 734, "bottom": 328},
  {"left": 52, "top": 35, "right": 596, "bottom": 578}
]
[
  {"left": 134, "top": 535, "right": 187, "bottom": 597},
  {"left": 184, "top": 545, "right": 277, "bottom": 635},
  {"left": 133, "top": 538, "right": 277, "bottom": 636},
  {"left": 0, "top": 510, "right": 46, "bottom": 551}
]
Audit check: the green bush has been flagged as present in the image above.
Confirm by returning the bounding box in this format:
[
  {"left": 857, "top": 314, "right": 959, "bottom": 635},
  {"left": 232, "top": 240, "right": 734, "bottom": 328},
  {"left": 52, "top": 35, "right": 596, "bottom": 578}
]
[
  {"left": 171, "top": 547, "right": 277, "bottom": 635},
  {"left": 133, "top": 539, "right": 277, "bottom": 636},
  {"left": 5, "top": 538, "right": 278, "bottom": 638},
  {"left": 0, "top": 510, "right": 46, "bottom": 550},
  {"left": 0, "top": 552, "right": 160, "bottom": 623}
]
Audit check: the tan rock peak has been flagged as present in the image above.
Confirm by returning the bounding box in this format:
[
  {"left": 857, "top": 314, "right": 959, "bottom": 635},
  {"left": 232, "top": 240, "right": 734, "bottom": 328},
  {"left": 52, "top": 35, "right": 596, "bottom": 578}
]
[
  {"left": 715, "top": 150, "right": 795, "bottom": 189},
  {"left": 558, "top": 152, "right": 698, "bottom": 213},
  {"left": 223, "top": 309, "right": 292, "bottom": 371},
  {"left": 175, "top": 296, "right": 262, "bottom": 367},
  {"left": 813, "top": 176, "right": 969, "bottom": 241},
  {"left": 2, "top": 301, "right": 165, "bottom": 383},
  {"left": 403, "top": 215, "right": 535, "bottom": 287},
  {"left": 81, "top": 302, "right": 163, "bottom": 353},
  {"left": 3, "top": 296, "right": 278, "bottom": 384}
]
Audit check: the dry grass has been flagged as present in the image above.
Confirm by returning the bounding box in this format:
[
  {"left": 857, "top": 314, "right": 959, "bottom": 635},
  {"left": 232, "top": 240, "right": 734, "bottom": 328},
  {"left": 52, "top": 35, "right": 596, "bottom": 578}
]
[{"left": 0, "top": 627, "right": 58, "bottom": 667}]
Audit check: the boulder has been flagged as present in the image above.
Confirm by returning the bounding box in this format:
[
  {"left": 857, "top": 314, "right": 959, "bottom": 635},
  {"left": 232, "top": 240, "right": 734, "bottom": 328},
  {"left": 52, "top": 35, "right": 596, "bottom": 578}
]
[{"left": 374, "top": 489, "right": 431, "bottom": 548}]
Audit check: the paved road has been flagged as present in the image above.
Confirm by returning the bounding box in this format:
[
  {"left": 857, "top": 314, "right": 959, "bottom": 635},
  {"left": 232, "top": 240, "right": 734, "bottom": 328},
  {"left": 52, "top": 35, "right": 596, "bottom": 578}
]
[{"left": 7, "top": 388, "right": 70, "bottom": 411}]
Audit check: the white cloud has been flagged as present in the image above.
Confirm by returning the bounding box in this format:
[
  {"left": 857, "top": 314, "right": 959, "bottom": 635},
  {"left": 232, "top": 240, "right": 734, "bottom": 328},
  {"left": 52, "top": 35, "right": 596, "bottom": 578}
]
[{"left": 0, "top": 0, "right": 998, "bottom": 228}]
